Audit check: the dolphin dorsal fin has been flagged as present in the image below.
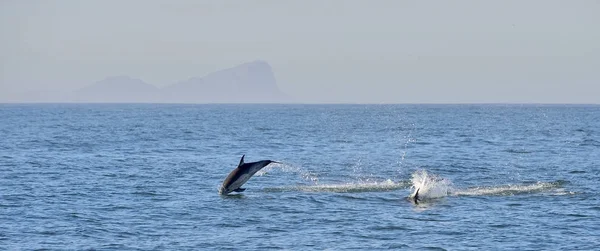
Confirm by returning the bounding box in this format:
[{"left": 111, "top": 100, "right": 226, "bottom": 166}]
[
  {"left": 238, "top": 155, "right": 245, "bottom": 167},
  {"left": 414, "top": 188, "right": 420, "bottom": 204}
]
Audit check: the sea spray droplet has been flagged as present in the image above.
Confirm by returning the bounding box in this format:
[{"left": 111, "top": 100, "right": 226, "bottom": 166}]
[{"left": 256, "top": 162, "right": 319, "bottom": 184}]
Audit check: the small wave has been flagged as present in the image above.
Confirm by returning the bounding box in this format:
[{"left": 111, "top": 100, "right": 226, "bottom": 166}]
[
  {"left": 414, "top": 141, "right": 433, "bottom": 145},
  {"left": 504, "top": 148, "right": 533, "bottom": 154},
  {"left": 254, "top": 127, "right": 273, "bottom": 132},
  {"left": 580, "top": 139, "right": 600, "bottom": 147},
  {"left": 263, "top": 179, "right": 410, "bottom": 193},
  {"left": 331, "top": 139, "right": 354, "bottom": 143}
]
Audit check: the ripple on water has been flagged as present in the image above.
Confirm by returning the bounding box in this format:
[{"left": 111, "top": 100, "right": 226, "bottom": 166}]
[{"left": 1, "top": 104, "right": 599, "bottom": 250}]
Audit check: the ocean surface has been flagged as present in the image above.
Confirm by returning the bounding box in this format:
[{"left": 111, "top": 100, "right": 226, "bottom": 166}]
[{"left": 1, "top": 104, "right": 599, "bottom": 250}]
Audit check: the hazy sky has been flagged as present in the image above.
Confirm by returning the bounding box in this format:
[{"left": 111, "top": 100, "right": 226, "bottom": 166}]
[{"left": 1, "top": 0, "right": 599, "bottom": 103}]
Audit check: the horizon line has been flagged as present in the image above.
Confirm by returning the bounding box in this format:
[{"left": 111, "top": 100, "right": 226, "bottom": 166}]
[{"left": 1, "top": 102, "right": 598, "bottom": 106}]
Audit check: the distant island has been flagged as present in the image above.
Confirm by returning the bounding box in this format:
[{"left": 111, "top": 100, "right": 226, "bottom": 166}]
[{"left": 6, "top": 60, "right": 292, "bottom": 103}]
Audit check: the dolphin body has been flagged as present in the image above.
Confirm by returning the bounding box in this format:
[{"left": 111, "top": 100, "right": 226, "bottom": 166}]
[{"left": 219, "top": 155, "right": 278, "bottom": 195}]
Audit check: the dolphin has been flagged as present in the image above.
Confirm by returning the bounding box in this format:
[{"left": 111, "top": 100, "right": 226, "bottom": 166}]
[{"left": 219, "top": 155, "right": 279, "bottom": 195}]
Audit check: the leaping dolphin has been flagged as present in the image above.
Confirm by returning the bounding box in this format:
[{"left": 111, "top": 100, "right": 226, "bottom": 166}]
[{"left": 219, "top": 155, "right": 279, "bottom": 195}]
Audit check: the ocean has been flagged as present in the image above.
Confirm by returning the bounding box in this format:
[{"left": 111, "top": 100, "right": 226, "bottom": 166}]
[{"left": 1, "top": 104, "right": 599, "bottom": 250}]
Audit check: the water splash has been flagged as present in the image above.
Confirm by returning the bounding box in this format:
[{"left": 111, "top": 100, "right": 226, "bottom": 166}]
[{"left": 410, "top": 169, "right": 452, "bottom": 199}]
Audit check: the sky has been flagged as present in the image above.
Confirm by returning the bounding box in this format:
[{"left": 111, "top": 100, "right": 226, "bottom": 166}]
[{"left": 1, "top": 0, "right": 599, "bottom": 103}]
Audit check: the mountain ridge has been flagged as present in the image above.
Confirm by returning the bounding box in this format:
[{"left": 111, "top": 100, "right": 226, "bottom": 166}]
[
  {"left": 3, "top": 60, "right": 292, "bottom": 103},
  {"left": 77, "top": 60, "right": 290, "bottom": 103}
]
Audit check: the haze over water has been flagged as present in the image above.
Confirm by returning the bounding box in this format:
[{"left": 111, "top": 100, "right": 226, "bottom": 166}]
[
  {"left": 1, "top": 104, "right": 599, "bottom": 250},
  {"left": 2, "top": 1, "right": 599, "bottom": 103}
]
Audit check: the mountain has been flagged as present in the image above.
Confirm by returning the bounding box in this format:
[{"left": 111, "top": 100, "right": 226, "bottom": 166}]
[
  {"left": 71, "top": 60, "right": 290, "bottom": 103},
  {"left": 163, "top": 60, "right": 288, "bottom": 103},
  {"left": 75, "top": 76, "right": 160, "bottom": 103}
]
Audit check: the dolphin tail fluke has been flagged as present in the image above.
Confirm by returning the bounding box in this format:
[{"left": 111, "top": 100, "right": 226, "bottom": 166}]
[{"left": 234, "top": 188, "right": 246, "bottom": 192}]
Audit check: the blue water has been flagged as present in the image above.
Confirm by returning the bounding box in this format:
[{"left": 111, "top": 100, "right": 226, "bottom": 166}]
[{"left": 1, "top": 104, "right": 599, "bottom": 250}]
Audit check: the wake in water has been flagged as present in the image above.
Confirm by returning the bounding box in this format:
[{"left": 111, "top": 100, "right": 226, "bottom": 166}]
[
  {"left": 452, "top": 180, "right": 570, "bottom": 197},
  {"left": 258, "top": 162, "right": 411, "bottom": 193},
  {"left": 264, "top": 179, "right": 411, "bottom": 193},
  {"left": 254, "top": 163, "right": 569, "bottom": 200},
  {"left": 409, "top": 169, "right": 570, "bottom": 203}
]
